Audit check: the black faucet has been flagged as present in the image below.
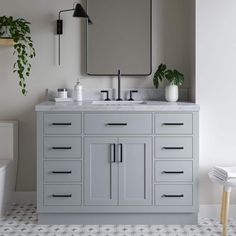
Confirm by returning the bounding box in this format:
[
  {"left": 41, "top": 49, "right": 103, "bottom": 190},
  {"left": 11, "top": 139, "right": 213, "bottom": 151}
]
[{"left": 116, "top": 69, "right": 122, "bottom": 101}]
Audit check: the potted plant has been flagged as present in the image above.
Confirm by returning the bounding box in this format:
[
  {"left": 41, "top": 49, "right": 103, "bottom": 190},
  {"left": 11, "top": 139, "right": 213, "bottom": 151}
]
[
  {"left": 153, "top": 64, "right": 184, "bottom": 102},
  {"left": 0, "top": 16, "right": 36, "bottom": 95}
]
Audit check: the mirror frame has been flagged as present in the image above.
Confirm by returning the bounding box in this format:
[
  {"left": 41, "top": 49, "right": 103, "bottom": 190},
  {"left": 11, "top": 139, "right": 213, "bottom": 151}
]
[{"left": 86, "top": 0, "right": 152, "bottom": 76}]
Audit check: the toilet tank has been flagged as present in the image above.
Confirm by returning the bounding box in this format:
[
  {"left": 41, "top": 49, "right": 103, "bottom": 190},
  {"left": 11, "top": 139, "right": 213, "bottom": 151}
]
[{"left": 0, "top": 121, "right": 18, "bottom": 161}]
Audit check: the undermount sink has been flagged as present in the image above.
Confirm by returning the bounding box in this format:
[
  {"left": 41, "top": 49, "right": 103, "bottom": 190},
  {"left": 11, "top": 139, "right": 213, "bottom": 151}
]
[{"left": 92, "top": 100, "right": 146, "bottom": 105}]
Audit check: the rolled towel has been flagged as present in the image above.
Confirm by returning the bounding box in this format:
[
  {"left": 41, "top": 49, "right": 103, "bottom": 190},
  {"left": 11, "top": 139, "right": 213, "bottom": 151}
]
[{"left": 209, "top": 166, "right": 236, "bottom": 182}]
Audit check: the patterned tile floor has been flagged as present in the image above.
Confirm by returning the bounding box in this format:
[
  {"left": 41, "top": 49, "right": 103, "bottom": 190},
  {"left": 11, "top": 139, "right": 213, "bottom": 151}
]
[{"left": 0, "top": 204, "right": 236, "bottom": 236}]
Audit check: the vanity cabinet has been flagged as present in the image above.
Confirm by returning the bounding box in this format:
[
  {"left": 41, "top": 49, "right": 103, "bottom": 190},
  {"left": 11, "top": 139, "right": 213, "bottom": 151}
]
[
  {"left": 36, "top": 104, "right": 199, "bottom": 225},
  {"left": 84, "top": 137, "right": 152, "bottom": 206}
]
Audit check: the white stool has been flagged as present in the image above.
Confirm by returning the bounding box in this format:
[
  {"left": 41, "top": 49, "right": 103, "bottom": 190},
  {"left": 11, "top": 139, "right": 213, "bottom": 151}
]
[{"left": 209, "top": 174, "right": 236, "bottom": 236}]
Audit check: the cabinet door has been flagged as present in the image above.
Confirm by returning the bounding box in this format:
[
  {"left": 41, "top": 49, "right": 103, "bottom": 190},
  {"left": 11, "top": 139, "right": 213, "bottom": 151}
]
[
  {"left": 84, "top": 137, "right": 118, "bottom": 205},
  {"left": 118, "top": 137, "right": 152, "bottom": 205}
]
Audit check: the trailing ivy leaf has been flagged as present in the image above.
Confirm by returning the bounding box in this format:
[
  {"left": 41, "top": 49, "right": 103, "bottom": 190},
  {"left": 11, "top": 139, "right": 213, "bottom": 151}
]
[{"left": 0, "top": 16, "right": 36, "bottom": 95}]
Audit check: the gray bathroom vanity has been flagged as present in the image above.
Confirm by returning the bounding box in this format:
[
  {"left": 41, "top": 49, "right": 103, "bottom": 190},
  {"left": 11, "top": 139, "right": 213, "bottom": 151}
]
[{"left": 36, "top": 101, "right": 199, "bottom": 224}]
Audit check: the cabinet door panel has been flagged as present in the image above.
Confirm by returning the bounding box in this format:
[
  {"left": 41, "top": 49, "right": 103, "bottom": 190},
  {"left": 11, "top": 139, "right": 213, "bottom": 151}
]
[
  {"left": 118, "top": 137, "right": 152, "bottom": 205},
  {"left": 84, "top": 137, "right": 118, "bottom": 205}
]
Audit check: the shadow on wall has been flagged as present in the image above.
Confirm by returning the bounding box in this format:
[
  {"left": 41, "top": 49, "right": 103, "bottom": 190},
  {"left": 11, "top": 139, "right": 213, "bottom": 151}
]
[{"left": 15, "top": 92, "right": 46, "bottom": 191}]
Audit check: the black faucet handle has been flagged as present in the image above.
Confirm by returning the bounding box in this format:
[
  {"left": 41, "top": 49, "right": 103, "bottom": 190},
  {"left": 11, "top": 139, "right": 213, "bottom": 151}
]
[
  {"left": 100, "top": 90, "right": 111, "bottom": 101},
  {"left": 128, "top": 90, "right": 138, "bottom": 101}
]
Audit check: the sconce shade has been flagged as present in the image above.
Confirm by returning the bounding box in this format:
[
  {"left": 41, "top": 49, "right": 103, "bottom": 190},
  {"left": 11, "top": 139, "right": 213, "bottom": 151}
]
[{"left": 73, "top": 3, "right": 93, "bottom": 24}]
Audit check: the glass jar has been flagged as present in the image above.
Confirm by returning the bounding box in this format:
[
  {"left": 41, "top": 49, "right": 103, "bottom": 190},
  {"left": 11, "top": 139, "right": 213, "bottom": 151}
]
[{"left": 57, "top": 88, "right": 68, "bottom": 99}]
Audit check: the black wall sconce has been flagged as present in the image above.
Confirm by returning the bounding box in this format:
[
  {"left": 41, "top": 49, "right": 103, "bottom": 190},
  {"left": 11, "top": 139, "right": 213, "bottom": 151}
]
[{"left": 57, "top": 3, "right": 92, "bottom": 65}]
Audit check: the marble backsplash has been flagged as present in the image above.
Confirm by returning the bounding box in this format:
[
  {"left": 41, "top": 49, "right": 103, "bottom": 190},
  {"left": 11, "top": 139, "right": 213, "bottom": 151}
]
[{"left": 47, "top": 88, "right": 189, "bottom": 102}]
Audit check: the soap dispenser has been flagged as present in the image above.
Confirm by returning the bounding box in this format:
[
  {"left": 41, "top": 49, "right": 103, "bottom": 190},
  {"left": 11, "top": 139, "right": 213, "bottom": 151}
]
[{"left": 74, "top": 79, "right": 83, "bottom": 101}]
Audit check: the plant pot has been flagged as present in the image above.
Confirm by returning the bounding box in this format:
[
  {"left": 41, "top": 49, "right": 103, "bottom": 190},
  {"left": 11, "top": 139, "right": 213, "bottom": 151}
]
[{"left": 165, "top": 84, "right": 178, "bottom": 102}]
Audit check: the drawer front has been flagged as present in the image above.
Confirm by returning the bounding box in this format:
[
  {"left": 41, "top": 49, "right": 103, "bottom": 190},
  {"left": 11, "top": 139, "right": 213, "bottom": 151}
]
[
  {"left": 44, "top": 113, "right": 81, "bottom": 134},
  {"left": 44, "top": 184, "right": 82, "bottom": 206},
  {"left": 44, "top": 137, "right": 82, "bottom": 159},
  {"left": 154, "top": 161, "right": 193, "bottom": 182},
  {"left": 155, "top": 137, "right": 192, "bottom": 159},
  {"left": 84, "top": 113, "right": 152, "bottom": 134},
  {"left": 44, "top": 161, "right": 82, "bottom": 183},
  {"left": 155, "top": 185, "right": 192, "bottom": 206},
  {"left": 155, "top": 113, "right": 192, "bottom": 134}
]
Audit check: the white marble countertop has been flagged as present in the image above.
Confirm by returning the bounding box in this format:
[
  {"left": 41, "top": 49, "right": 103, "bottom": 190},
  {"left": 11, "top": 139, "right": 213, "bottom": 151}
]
[{"left": 35, "top": 101, "right": 200, "bottom": 112}]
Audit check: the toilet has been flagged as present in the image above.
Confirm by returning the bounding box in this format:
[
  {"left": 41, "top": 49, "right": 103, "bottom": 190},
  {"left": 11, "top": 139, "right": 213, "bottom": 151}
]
[{"left": 0, "top": 121, "right": 18, "bottom": 216}]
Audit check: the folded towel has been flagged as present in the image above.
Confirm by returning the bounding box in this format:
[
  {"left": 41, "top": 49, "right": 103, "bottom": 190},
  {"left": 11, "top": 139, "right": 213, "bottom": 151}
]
[{"left": 209, "top": 166, "right": 236, "bottom": 182}]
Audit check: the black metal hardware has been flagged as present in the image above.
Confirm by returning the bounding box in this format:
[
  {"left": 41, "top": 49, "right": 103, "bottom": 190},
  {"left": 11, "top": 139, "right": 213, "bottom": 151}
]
[
  {"left": 57, "top": 4, "right": 92, "bottom": 65},
  {"left": 163, "top": 123, "right": 184, "bottom": 126},
  {"left": 162, "top": 171, "right": 184, "bottom": 174},
  {"left": 100, "top": 90, "right": 111, "bottom": 101},
  {"left": 163, "top": 147, "right": 184, "bottom": 150},
  {"left": 128, "top": 90, "right": 138, "bottom": 101},
  {"left": 110, "top": 144, "right": 116, "bottom": 163},
  {"left": 52, "top": 194, "right": 72, "bottom": 198},
  {"left": 107, "top": 123, "right": 127, "bottom": 126},
  {"left": 52, "top": 171, "right": 72, "bottom": 174},
  {"left": 119, "top": 143, "right": 123, "bottom": 163},
  {"left": 52, "top": 147, "right": 72, "bottom": 150},
  {"left": 162, "top": 194, "right": 184, "bottom": 198},
  {"left": 116, "top": 69, "right": 123, "bottom": 101},
  {"left": 57, "top": 19, "right": 63, "bottom": 35},
  {"left": 52, "top": 123, "right": 72, "bottom": 126}
]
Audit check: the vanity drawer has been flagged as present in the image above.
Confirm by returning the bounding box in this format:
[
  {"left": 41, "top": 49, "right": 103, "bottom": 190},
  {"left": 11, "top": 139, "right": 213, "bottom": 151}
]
[
  {"left": 44, "top": 160, "right": 82, "bottom": 183},
  {"left": 44, "top": 184, "right": 82, "bottom": 206},
  {"left": 84, "top": 113, "right": 152, "bottom": 134},
  {"left": 44, "top": 137, "right": 82, "bottom": 159},
  {"left": 154, "top": 161, "right": 192, "bottom": 182},
  {"left": 155, "top": 137, "right": 192, "bottom": 159},
  {"left": 44, "top": 113, "right": 81, "bottom": 134},
  {"left": 155, "top": 113, "right": 192, "bottom": 134},
  {"left": 155, "top": 185, "right": 192, "bottom": 206}
]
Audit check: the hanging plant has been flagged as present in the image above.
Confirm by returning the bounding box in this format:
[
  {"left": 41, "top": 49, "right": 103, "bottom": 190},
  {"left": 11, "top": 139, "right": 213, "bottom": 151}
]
[{"left": 0, "top": 16, "right": 36, "bottom": 95}]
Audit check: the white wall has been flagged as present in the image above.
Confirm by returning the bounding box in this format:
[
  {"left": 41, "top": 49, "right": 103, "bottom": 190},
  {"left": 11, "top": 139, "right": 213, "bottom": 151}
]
[
  {"left": 0, "top": 0, "right": 193, "bottom": 191},
  {"left": 196, "top": 0, "right": 236, "bottom": 204}
]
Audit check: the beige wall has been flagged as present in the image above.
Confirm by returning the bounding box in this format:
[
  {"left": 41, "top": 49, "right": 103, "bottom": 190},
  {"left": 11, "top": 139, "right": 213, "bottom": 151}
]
[{"left": 0, "top": 0, "right": 193, "bottom": 191}]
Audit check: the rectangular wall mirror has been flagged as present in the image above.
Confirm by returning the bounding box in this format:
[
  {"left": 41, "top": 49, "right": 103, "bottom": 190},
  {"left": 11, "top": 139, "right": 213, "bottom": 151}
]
[{"left": 86, "top": 0, "right": 152, "bottom": 76}]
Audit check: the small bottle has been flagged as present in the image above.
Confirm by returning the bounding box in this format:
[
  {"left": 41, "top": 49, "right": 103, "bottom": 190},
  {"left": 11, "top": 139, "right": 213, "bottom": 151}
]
[{"left": 74, "top": 80, "right": 83, "bottom": 101}]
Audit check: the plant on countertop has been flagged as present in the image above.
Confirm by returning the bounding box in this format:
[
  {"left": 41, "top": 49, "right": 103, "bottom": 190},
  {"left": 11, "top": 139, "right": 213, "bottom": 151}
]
[
  {"left": 153, "top": 64, "right": 184, "bottom": 88},
  {"left": 0, "top": 16, "right": 36, "bottom": 95}
]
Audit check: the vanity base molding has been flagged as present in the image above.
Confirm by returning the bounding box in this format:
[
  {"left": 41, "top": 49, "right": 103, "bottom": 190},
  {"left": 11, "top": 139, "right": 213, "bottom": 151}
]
[{"left": 38, "top": 213, "right": 198, "bottom": 225}]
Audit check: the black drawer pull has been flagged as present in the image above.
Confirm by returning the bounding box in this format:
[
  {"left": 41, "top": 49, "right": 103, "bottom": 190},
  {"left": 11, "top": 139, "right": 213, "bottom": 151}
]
[
  {"left": 107, "top": 123, "right": 127, "bottom": 126},
  {"left": 52, "top": 123, "right": 72, "bottom": 126},
  {"left": 162, "top": 194, "right": 184, "bottom": 198},
  {"left": 52, "top": 147, "right": 72, "bottom": 150},
  {"left": 162, "top": 171, "right": 184, "bottom": 174},
  {"left": 52, "top": 171, "right": 72, "bottom": 174},
  {"left": 52, "top": 194, "right": 72, "bottom": 198},
  {"left": 163, "top": 123, "right": 184, "bottom": 126},
  {"left": 163, "top": 147, "right": 184, "bottom": 150}
]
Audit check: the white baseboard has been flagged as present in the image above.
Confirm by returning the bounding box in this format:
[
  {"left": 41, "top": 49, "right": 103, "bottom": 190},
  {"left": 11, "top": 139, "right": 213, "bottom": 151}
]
[{"left": 11, "top": 192, "right": 236, "bottom": 219}]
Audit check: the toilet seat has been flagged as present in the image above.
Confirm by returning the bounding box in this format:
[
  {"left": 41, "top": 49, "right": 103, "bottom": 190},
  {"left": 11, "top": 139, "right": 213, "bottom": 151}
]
[{"left": 0, "top": 160, "right": 11, "bottom": 172}]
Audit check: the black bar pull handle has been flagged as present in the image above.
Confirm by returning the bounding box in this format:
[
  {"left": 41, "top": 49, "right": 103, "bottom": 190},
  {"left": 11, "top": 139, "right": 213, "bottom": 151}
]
[
  {"left": 110, "top": 144, "right": 116, "bottom": 163},
  {"left": 162, "top": 171, "right": 184, "bottom": 174},
  {"left": 52, "top": 123, "right": 72, "bottom": 126},
  {"left": 52, "top": 147, "right": 72, "bottom": 150},
  {"left": 163, "top": 147, "right": 184, "bottom": 150},
  {"left": 163, "top": 123, "right": 184, "bottom": 126},
  {"left": 52, "top": 194, "right": 72, "bottom": 198},
  {"left": 107, "top": 123, "right": 127, "bottom": 126},
  {"left": 52, "top": 171, "right": 72, "bottom": 174},
  {"left": 162, "top": 194, "right": 184, "bottom": 198}
]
